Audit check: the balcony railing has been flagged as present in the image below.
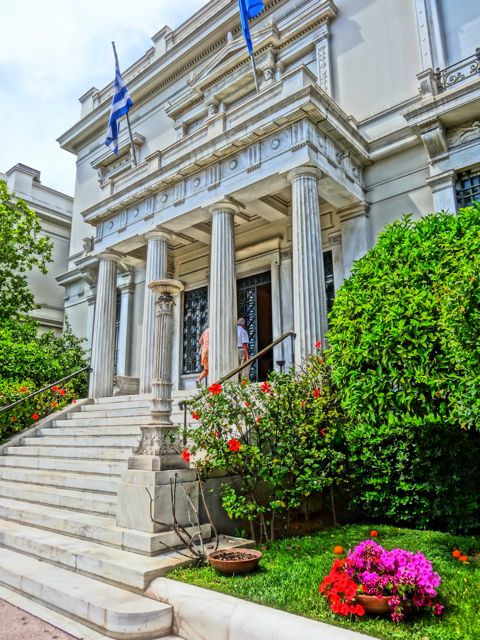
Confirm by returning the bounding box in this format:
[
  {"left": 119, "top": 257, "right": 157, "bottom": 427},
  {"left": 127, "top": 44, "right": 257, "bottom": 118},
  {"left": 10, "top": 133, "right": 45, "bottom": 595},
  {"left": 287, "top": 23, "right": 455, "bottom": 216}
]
[{"left": 435, "top": 48, "right": 480, "bottom": 93}]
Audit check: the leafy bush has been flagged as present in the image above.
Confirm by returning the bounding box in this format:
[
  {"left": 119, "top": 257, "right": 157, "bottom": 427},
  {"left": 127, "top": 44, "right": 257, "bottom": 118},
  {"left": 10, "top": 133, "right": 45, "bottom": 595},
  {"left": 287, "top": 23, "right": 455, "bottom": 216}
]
[
  {"left": 186, "top": 349, "right": 346, "bottom": 542},
  {"left": 327, "top": 205, "right": 480, "bottom": 532},
  {"left": 0, "top": 318, "right": 88, "bottom": 438}
]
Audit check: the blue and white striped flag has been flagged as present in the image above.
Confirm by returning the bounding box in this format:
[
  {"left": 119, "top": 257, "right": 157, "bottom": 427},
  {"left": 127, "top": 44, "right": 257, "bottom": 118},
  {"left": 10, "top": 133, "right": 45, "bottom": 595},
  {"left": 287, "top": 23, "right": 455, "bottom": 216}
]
[
  {"left": 105, "top": 42, "right": 133, "bottom": 156},
  {"left": 238, "top": 0, "right": 264, "bottom": 56}
]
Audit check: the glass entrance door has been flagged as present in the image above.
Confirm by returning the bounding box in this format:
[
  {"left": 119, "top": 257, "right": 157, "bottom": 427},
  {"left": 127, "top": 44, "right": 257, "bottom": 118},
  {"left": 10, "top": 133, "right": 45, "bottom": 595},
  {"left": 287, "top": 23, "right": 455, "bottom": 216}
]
[{"left": 236, "top": 271, "right": 273, "bottom": 381}]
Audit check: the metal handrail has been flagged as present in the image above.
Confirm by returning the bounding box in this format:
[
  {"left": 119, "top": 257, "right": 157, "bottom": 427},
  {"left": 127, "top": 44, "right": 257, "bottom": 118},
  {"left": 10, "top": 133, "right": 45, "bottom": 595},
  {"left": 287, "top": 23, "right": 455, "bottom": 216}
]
[
  {"left": 179, "top": 330, "right": 296, "bottom": 438},
  {"left": 435, "top": 48, "right": 480, "bottom": 92},
  {"left": 0, "top": 366, "right": 92, "bottom": 414}
]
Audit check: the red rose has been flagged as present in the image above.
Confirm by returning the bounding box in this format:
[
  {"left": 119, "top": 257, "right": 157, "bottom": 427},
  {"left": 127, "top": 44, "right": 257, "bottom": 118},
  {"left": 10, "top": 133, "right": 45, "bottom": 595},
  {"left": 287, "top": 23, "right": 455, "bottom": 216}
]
[
  {"left": 32, "top": 413, "right": 40, "bottom": 420},
  {"left": 59, "top": 389, "right": 65, "bottom": 396},
  {"left": 315, "top": 341, "right": 322, "bottom": 349},
  {"left": 208, "top": 383, "right": 222, "bottom": 395},
  {"left": 227, "top": 438, "right": 241, "bottom": 452},
  {"left": 52, "top": 385, "right": 58, "bottom": 392},
  {"left": 181, "top": 449, "right": 191, "bottom": 463}
]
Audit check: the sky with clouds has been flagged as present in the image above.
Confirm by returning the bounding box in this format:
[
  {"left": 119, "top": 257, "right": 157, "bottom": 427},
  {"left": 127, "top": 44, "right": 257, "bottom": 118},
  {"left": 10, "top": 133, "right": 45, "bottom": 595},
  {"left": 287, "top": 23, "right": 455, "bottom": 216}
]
[{"left": 0, "top": 0, "right": 207, "bottom": 195}]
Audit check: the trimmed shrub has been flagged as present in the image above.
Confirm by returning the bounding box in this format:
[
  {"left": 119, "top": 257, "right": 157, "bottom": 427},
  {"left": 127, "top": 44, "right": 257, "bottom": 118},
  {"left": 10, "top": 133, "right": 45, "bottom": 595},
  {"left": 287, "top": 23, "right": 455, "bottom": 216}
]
[{"left": 327, "top": 205, "right": 480, "bottom": 532}]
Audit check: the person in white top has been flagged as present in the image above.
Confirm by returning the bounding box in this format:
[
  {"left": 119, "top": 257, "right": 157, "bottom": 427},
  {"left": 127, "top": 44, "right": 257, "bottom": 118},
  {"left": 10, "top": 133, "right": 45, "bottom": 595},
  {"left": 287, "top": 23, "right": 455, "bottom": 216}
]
[{"left": 237, "top": 318, "right": 250, "bottom": 380}]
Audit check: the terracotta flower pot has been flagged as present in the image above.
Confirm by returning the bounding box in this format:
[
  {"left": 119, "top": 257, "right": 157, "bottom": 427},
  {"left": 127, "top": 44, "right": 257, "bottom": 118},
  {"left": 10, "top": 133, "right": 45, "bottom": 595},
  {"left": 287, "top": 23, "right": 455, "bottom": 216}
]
[
  {"left": 208, "top": 548, "right": 262, "bottom": 575},
  {"left": 355, "top": 594, "right": 391, "bottom": 615}
]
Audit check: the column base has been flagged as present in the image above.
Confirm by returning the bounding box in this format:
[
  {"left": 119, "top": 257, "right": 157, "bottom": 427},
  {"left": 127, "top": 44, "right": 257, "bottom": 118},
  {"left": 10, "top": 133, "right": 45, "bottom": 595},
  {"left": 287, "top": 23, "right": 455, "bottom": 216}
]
[
  {"left": 127, "top": 454, "right": 189, "bottom": 471},
  {"left": 116, "top": 468, "right": 199, "bottom": 533}
]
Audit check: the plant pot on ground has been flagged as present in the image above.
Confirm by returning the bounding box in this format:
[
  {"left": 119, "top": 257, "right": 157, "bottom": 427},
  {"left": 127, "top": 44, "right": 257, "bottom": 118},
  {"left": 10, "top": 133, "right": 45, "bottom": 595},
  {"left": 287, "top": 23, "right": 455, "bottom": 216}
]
[{"left": 208, "top": 548, "right": 262, "bottom": 575}]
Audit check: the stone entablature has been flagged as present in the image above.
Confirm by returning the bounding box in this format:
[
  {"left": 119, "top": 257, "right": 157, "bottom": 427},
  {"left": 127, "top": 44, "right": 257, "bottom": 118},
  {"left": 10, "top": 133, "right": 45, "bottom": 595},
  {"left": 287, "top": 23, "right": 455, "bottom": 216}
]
[{"left": 82, "top": 69, "right": 367, "bottom": 252}]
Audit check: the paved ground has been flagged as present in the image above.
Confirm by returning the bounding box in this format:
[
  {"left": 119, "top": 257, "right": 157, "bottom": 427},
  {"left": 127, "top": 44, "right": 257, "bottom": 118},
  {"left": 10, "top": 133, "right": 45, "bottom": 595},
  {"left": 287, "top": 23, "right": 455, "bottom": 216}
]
[{"left": 0, "top": 599, "right": 79, "bottom": 640}]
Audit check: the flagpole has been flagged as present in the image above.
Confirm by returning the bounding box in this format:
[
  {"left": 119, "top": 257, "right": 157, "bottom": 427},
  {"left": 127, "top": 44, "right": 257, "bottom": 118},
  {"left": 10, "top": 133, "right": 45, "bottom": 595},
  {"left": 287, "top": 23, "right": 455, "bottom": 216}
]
[
  {"left": 249, "top": 52, "right": 260, "bottom": 93},
  {"left": 125, "top": 112, "right": 137, "bottom": 167},
  {"left": 111, "top": 42, "right": 137, "bottom": 167}
]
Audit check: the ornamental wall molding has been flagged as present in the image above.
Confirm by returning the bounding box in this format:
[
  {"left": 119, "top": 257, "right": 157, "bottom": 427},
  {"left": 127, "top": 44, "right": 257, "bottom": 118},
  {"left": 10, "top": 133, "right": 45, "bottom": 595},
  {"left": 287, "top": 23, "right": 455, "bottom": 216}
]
[
  {"left": 447, "top": 120, "right": 480, "bottom": 147},
  {"left": 82, "top": 72, "right": 368, "bottom": 229}
]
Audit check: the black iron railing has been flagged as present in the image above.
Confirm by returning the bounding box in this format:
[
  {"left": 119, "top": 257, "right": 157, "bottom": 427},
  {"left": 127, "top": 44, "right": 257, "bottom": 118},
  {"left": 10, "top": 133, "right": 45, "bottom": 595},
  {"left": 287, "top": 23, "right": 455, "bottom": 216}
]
[
  {"left": 435, "top": 48, "right": 480, "bottom": 92},
  {"left": 178, "top": 330, "right": 296, "bottom": 441}
]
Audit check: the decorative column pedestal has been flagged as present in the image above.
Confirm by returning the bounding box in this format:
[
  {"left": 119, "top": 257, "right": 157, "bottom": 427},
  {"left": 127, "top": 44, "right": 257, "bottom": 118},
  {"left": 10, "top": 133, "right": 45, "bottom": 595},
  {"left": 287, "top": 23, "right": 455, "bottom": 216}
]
[{"left": 117, "top": 279, "right": 199, "bottom": 534}]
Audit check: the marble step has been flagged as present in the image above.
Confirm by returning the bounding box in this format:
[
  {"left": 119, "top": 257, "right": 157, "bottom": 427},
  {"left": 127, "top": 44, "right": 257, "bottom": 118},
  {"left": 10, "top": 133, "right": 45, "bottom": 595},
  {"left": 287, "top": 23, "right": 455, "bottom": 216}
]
[
  {"left": 39, "top": 425, "right": 141, "bottom": 437},
  {"left": 0, "top": 479, "right": 117, "bottom": 515},
  {"left": 22, "top": 435, "right": 138, "bottom": 448},
  {"left": 54, "top": 416, "right": 152, "bottom": 427},
  {"left": 0, "top": 547, "right": 173, "bottom": 639},
  {"left": 5, "top": 446, "right": 131, "bottom": 460},
  {"left": 84, "top": 401, "right": 151, "bottom": 412},
  {"left": 0, "top": 520, "right": 192, "bottom": 591},
  {"left": 77, "top": 407, "right": 151, "bottom": 418},
  {"left": 0, "top": 455, "right": 125, "bottom": 475},
  {"left": 0, "top": 497, "right": 208, "bottom": 556},
  {"left": 0, "top": 466, "right": 118, "bottom": 493}
]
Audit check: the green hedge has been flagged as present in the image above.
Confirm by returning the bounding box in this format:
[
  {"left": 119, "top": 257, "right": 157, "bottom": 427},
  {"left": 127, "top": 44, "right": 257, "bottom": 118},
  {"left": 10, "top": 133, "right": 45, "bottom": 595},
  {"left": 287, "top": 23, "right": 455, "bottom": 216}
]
[{"left": 327, "top": 205, "right": 480, "bottom": 532}]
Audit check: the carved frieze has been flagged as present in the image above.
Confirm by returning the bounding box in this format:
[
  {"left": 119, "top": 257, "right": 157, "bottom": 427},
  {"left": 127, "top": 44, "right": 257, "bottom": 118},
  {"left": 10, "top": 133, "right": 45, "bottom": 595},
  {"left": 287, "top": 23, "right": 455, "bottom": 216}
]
[{"left": 447, "top": 120, "right": 480, "bottom": 147}]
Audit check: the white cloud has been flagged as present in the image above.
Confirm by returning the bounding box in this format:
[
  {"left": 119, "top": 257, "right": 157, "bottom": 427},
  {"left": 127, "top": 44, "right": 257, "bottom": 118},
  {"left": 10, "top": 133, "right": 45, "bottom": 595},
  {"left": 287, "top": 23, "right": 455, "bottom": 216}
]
[{"left": 0, "top": 0, "right": 207, "bottom": 194}]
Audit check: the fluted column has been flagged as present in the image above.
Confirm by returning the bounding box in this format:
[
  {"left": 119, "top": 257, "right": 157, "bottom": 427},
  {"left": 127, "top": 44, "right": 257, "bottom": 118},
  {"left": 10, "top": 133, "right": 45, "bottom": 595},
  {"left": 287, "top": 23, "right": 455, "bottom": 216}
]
[
  {"left": 288, "top": 167, "right": 328, "bottom": 363},
  {"left": 209, "top": 201, "right": 238, "bottom": 381},
  {"left": 337, "top": 202, "right": 370, "bottom": 279},
  {"left": 88, "top": 254, "right": 119, "bottom": 398},
  {"left": 115, "top": 272, "right": 135, "bottom": 376},
  {"left": 140, "top": 231, "right": 169, "bottom": 394}
]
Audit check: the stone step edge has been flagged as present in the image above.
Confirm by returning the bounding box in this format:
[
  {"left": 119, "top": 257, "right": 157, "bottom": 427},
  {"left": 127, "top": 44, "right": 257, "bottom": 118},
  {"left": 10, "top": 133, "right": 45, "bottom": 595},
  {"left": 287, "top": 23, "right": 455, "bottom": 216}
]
[
  {"left": 0, "top": 519, "right": 199, "bottom": 592},
  {"left": 0, "top": 496, "right": 211, "bottom": 557},
  {"left": 0, "top": 547, "right": 173, "bottom": 640},
  {"left": 0, "top": 459, "right": 122, "bottom": 477},
  {"left": 0, "top": 584, "right": 185, "bottom": 640}
]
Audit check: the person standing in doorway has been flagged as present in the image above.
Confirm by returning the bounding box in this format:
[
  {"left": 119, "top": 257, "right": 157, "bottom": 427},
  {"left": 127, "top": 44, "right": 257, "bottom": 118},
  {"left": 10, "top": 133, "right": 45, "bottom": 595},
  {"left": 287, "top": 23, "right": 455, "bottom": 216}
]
[
  {"left": 237, "top": 318, "right": 250, "bottom": 380},
  {"left": 196, "top": 326, "right": 209, "bottom": 385}
]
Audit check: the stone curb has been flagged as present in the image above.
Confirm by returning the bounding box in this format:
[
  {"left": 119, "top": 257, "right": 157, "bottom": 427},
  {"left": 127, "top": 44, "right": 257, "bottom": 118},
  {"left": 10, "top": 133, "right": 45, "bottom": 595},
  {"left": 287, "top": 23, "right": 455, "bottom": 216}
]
[{"left": 147, "top": 578, "right": 377, "bottom": 640}]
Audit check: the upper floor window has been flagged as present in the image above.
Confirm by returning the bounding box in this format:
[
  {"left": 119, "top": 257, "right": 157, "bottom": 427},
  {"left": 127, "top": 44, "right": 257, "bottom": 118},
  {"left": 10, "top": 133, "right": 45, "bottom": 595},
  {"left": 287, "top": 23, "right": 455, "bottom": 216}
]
[{"left": 456, "top": 169, "right": 480, "bottom": 208}]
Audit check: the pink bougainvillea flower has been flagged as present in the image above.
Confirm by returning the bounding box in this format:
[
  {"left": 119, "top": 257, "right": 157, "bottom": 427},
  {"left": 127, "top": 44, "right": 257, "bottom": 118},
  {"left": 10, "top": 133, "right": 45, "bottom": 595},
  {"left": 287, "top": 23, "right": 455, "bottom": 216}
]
[
  {"left": 208, "top": 383, "right": 222, "bottom": 395},
  {"left": 227, "top": 438, "right": 241, "bottom": 452},
  {"left": 32, "top": 413, "right": 40, "bottom": 420},
  {"left": 181, "top": 449, "right": 191, "bottom": 463},
  {"left": 433, "top": 603, "right": 444, "bottom": 616},
  {"left": 191, "top": 410, "right": 200, "bottom": 420}
]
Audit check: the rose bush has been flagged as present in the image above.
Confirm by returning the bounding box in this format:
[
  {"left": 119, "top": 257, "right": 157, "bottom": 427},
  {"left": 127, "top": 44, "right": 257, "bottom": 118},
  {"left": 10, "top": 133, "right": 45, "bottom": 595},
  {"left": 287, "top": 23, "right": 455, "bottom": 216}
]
[{"left": 185, "top": 349, "right": 346, "bottom": 542}]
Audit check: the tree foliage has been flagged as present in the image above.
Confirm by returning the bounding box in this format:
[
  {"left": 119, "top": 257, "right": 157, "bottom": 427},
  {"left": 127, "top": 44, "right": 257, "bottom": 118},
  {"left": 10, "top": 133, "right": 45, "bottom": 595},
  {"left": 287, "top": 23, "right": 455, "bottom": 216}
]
[
  {"left": 327, "top": 205, "right": 480, "bottom": 532},
  {"left": 0, "top": 179, "right": 52, "bottom": 321}
]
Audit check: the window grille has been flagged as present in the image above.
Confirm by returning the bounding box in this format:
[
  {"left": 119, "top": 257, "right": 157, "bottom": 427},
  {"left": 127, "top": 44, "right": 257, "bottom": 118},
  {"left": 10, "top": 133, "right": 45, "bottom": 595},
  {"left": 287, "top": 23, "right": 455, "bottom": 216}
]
[
  {"left": 182, "top": 286, "right": 208, "bottom": 374},
  {"left": 456, "top": 169, "right": 480, "bottom": 209},
  {"left": 323, "top": 250, "right": 335, "bottom": 314}
]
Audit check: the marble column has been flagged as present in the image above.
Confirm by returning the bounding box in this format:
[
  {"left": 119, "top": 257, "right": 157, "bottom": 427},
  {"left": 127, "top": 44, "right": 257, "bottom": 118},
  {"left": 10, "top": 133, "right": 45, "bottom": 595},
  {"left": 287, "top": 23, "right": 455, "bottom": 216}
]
[
  {"left": 86, "top": 285, "right": 96, "bottom": 354},
  {"left": 117, "top": 279, "right": 200, "bottom": 535},
  {"left": 140, "top": 231, "right": 170, "bottom": 394},
  {"left": 329, "top": 231, "right": 344, "bottom": 292},
  {"left": 88, "top": 253, "right": 119, "bottom": 398},
  {"left": 280, "top": 254, "right": 294, "bottom": 368},
  {"left": 115, "top": 272, "right": 135, "bottom": 377},
  {"left": 288, "top": 167, "right": 328, "bottom": 363},
  {"left": 426, "top": 171, "right": 457, "bottom": 214},
  {"left": 270, "top": 259, "right": 283, "bottom": 369},
  {"left": 337, "top": 202, "right": 370, "bottom": 279},
  {"left": 208, "top": 201, "right": 238, "bottom": 382}
]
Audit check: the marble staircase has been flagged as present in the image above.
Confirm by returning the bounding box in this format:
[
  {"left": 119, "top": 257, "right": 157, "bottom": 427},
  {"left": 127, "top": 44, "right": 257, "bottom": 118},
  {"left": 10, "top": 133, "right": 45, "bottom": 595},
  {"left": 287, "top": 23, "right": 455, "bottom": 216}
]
[{"left": 0, "top": 390, "right": 200, "bottom": 639}]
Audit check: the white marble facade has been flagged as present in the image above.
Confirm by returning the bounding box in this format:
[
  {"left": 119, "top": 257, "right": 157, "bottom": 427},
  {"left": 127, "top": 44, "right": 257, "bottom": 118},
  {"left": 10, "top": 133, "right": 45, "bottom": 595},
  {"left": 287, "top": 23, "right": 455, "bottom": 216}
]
[{"left": 57, "top": 0, "right": 480, "bottom": 397}]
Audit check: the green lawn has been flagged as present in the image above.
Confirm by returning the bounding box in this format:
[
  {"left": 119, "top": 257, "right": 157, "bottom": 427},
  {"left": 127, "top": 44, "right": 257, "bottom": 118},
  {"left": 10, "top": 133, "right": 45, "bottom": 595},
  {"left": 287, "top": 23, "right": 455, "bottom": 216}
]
[{"left": 169, "top": 524, "right": 480, "bottom": 640}]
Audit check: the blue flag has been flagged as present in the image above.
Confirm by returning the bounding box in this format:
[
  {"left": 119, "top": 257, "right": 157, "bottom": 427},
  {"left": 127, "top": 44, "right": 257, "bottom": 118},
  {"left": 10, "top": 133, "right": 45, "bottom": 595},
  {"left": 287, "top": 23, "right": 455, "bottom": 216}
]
[
  {"left": 105, "top": 43, "right": 133, "bottom": 156},
  {"left": 238, "top": 0, "right": 265, "bottom": 56}
]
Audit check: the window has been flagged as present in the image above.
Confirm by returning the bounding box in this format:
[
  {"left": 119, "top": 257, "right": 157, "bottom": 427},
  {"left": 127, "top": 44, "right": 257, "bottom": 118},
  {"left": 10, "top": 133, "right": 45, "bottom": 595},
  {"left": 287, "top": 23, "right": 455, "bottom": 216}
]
[
  {"left": 323, "top": 250, "right": 335, "bottom": 314},
  {"left": 113, "top": 290, "right": 122, "bottom": 375},
  {"left": 456, "top": 169, "right": 480, "bottom": 208},
  {"left": 182, "top": 286, "right": 208, "bottom": 374}
]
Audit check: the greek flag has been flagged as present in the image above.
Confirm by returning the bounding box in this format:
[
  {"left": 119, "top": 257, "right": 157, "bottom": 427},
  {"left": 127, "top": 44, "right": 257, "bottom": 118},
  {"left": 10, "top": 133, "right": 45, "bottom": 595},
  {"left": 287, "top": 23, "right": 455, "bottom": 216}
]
[
  {"left": 238, "top": 0, "right": 264, "bottom": 56},
  {"left": 105, "top": 42, "right": 133, "bottom": 155}
]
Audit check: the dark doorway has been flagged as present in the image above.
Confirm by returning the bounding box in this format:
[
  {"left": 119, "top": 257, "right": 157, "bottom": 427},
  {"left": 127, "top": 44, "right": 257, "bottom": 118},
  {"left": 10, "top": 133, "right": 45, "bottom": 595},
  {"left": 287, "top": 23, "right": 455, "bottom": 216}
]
[{"left": 237, "top": 272, "right": 273, "bottom": 382}]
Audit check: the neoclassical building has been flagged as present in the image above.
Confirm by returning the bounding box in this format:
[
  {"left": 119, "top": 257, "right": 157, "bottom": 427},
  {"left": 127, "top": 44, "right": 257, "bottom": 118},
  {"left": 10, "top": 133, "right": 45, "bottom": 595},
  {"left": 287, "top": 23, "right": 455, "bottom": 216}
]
[
  {"left": 1, "top": 164, "right": 73, "bottom": 334},
  {"left": 57, "top": 0, "right": 480, "bottom": 397}
]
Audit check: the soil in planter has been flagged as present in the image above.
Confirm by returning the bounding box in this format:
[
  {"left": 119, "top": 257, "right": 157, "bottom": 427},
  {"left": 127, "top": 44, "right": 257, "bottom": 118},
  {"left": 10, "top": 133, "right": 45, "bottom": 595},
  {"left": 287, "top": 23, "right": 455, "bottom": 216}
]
[{"left": 213, "top": 551, "right": 258, "bottom": 561}]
